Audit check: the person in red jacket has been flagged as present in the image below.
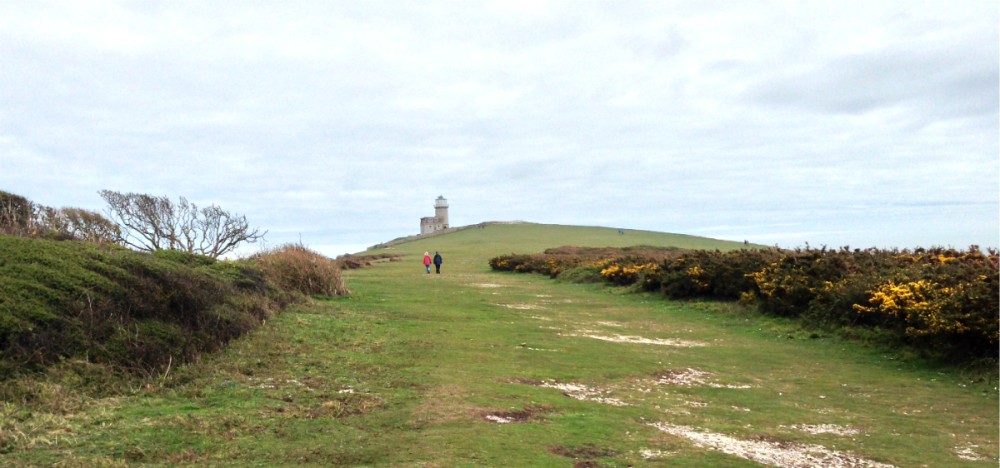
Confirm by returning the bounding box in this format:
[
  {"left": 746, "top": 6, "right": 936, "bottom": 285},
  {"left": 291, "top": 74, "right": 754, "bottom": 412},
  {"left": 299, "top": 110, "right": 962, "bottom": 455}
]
[{"left": 423, "top": 251, "right": 432, "bottom": 274}]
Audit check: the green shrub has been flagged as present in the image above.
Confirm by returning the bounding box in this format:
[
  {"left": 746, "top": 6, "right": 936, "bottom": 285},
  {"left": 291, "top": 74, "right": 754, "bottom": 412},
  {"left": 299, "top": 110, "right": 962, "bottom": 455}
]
[
  {"left": 200, "top": 260, "right": 269, "bottom": 293},
  {"left": 556, "top": 266, "right": 604, "bottom": 283},
  {"left": 152, "top": 249, "right": 217, "bottom": 267}
]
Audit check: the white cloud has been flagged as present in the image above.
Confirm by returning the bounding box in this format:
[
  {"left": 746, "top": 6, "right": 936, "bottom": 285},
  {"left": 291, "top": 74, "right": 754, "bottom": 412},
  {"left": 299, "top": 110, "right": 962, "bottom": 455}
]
[{"left": 0, "top": 0, "right": 995, "bottom": 253}]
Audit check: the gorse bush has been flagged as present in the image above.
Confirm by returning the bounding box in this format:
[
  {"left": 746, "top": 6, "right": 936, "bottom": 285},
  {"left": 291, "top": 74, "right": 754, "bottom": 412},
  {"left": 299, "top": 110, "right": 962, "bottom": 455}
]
[
  {"left": 849, "top": 248, "right": 999, "bottom": 357},
  {"left": 595, "top": 258, "right": 661, "bottom": 287},
  {"left": 654, "top": 249, "right": 785, "bottom": 299},
  {"left": 490, "top": 245, "right": 999, "bottom": 362},
  {"left": 488, "top": 254, "right": 568, "bottom": 278},
  {"left": 253, "top": 243, "right": 349, "bottom": 297},
  {"left": 726, "top": 246, "right": 1000, "bottom": 357},
  {"left": 489, "top": 245, "right": 683, "bottom": 279}
]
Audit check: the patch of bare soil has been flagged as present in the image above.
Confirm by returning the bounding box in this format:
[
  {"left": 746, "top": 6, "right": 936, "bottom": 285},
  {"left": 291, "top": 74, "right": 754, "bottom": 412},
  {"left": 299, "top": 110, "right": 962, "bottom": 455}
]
[
  {"left": 650, "top": 422, "right": 895, "bottom": 467},
  {"left": 500, "top": 303, "right": 544, "bottom": 310},
  {"left": 561, "top": 331, "right": 706, "bottom": 347},
  {"left": 549, "top": 443, "right": 617, "bottom": 465},
  {"left": 654, "top": 368, "right": 753, "bottom": 389},
  {"left": 481, "top": 405, "right": 552, "bottom": 424},
  {"left": 639, "top": 448, "right": 674, "bottom": 459},
  {"left": 508, "top": 377, "right": 545, "bottom": 385},
  {"left": 594, "top": 320, "right": 624, "bottom": 327},
  {"left": 953, "top": 444, "right": 988, "bottom": 461},
  {"left": 786, "top": 424, "right": 861, "bottom": 437},
  {"left": 533, "top": 380, "right": 629, "bottom": 407}
]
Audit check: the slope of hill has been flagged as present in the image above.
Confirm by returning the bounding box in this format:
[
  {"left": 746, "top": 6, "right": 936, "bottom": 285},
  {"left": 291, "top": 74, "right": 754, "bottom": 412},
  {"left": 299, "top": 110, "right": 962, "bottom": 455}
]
[
  {"left": 372, "top": 222, "right": 758, "bottom": 253},
  {"left": 0, "top": 235, "right": 342, "bottom": 383},
  {"left": 365, "top": 222, "right": 757, "bottom": 270},
  {"left": 3, "top": 224, "right": 996, "bottom": 466}
]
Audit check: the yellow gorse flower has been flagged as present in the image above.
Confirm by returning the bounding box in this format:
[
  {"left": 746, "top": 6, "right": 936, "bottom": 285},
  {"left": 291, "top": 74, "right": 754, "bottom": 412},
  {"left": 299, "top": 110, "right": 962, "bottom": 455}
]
[
  {"left": 599, "top": 262, "right": 660, "bottom": 285},
  {"left": 854, "top": 280, "right": 981, "bottom": 338}
]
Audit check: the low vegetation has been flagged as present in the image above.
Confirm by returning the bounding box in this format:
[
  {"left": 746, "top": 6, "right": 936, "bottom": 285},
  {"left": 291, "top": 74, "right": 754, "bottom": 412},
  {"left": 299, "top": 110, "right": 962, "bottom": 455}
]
[
  {"left": 0, "top": 236, "right": 347, "bottom": 388},
  {"left": 252, "top": 243, "right": 350, "bottom": 296},
  {"left": 336, "top": 252, "right": 404, "bottom": 270},
  {"left": 491, "top": 245, "right": 999, "bottom": 363},
  {"left": 0, "top": 190, "right": 346, "bottom": 404},
  {"left": 1, "top": 223, "right": 996, "bottom": 465}
]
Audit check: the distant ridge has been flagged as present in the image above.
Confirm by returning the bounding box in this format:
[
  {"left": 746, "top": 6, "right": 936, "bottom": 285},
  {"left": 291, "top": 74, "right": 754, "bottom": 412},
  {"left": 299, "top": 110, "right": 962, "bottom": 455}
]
[
  {"left": 368, "top": 222, "right": 760, "bottom": 252},
  {"left": 369, "top": 221, "right": 528, "bottom": 249}
]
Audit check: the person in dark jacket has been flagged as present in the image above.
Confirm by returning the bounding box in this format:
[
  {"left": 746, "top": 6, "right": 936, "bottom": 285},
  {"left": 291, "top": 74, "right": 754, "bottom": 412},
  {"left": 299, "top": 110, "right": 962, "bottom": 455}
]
[{"left": 433, "top": 251, "right": 443, "bottom": 274}]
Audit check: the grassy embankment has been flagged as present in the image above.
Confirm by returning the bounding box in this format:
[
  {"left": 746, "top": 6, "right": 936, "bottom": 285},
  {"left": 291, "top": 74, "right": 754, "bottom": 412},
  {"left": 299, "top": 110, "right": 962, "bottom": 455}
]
[{"left": 2, "top": 223, "right": 997, "bottom": 466}]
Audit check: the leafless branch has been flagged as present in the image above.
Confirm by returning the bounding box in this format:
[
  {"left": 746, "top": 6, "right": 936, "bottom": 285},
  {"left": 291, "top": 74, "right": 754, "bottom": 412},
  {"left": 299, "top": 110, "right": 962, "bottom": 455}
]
[{"left": 99, "top": 190, "right": 266, "bottom": 258}]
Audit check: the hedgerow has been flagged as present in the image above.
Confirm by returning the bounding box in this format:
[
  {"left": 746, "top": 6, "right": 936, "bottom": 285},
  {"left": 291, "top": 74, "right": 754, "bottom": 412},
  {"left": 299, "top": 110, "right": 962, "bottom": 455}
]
[{"left": 490, "top": 246, "right": 999, "bottom": 362}]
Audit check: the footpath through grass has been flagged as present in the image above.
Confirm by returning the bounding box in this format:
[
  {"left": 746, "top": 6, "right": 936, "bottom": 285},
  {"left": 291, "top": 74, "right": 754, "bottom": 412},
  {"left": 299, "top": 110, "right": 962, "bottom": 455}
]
[{"left": 2, "top": 224, "right": 997, "bottom": 466}]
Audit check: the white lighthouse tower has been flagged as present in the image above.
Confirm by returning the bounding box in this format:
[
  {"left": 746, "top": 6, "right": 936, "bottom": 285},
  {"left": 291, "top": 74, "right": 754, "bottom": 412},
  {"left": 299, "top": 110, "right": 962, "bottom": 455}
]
[
  {"left": 434, "top": 195, "right": 449, "bottom": 228},
  {"left": 420, "top": 195, "right": 450, "bottom": 234}
]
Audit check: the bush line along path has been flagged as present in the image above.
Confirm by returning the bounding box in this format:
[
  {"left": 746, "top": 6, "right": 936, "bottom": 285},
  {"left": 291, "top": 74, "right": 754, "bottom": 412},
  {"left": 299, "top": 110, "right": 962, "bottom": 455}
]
[{"left": 2, "top": 223, "right": 997, "bottom": 466}]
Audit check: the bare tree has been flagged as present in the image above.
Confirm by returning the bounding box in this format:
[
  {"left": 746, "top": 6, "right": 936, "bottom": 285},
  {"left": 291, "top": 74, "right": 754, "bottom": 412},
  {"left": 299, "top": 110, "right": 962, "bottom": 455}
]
[{"left": 99, "top": 190, "right": 266, "bottom": 258}]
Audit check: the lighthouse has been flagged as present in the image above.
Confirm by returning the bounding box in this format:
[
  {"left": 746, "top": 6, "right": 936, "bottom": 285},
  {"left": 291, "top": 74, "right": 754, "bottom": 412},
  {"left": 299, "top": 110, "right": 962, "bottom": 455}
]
[
  {"left": 420, "top": 196, "right": 450, "bottom": 234},
  {"left": 434, "top": 195, "right": 449, "bottom": 228}
]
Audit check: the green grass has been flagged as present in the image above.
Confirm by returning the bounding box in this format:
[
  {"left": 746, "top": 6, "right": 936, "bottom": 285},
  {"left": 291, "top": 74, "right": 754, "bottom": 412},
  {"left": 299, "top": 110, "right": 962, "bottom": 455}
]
[
  {"left": 2, "top": 224, "right": 997, "bottom": 466},
  {"left": 0, "top": 236, "right": 265, "bottom": 381}
]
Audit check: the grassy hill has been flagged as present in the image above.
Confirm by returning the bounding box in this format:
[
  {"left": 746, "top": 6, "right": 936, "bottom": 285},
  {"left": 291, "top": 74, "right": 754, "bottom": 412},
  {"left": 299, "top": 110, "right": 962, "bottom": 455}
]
[
  {"left": 2, "top": 224, "right": 997, "bottom": 466},
  {"left": 366, "top": 222, "right": 756, "bottom": 270}
]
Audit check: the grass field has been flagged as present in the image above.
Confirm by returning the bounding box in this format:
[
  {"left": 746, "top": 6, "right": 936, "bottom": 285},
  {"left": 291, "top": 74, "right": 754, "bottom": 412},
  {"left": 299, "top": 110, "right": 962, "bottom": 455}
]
[{"left": 2, "top": 223, "right": 997, "bottom": 466}]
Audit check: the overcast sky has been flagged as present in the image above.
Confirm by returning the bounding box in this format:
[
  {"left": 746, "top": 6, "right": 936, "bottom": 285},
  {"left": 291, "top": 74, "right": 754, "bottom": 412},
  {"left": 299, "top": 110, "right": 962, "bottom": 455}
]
[{"left": 2, "top": 1, "right": 997, "bottom": 256}]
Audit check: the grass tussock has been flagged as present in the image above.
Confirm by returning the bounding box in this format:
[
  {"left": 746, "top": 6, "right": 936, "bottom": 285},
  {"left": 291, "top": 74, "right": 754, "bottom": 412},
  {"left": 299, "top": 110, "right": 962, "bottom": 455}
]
[{"left": 253, "top": 243, "right": 349, "bottom": 297}]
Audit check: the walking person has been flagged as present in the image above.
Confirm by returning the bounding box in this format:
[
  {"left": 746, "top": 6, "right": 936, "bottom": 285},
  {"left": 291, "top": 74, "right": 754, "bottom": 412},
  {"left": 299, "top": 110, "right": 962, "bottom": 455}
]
[
  {"left": 423, "top": 251, "right": 432, "bottom": 274},
  {"left": 433, "top": 251, "right": 443, "bottom": 274}
]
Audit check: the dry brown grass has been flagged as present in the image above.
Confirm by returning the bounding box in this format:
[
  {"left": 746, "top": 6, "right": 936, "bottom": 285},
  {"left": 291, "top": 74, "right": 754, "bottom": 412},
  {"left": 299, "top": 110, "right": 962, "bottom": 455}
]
[{"left": 253, "top": 243, "right": 349, "bottom": 296}]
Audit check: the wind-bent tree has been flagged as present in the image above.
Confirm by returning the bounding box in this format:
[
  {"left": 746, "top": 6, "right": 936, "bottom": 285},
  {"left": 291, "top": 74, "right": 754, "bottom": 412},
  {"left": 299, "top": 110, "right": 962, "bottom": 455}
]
[
  {"left": 99, "top": 190, "right": 266, "bottom": 258},
  {"left": 2, "top": 191, "right": 118, "bottom": 242},
  {"left": 0, "top": 190, "right": 34, "bottom": 235},
  {"left": 59, "top": 207, "right": 121, "bottom": 243}
]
